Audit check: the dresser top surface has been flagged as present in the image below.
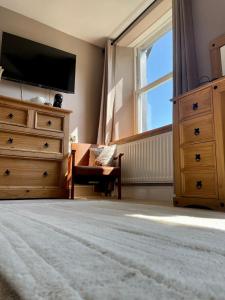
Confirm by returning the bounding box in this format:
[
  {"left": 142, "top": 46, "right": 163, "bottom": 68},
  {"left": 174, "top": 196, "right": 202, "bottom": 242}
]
[
  {"left": 0, "top": 95, "right": 72, "bottom": 114},
  {"left": 174, "top": 76, "right": 225, "bottom": 101}
]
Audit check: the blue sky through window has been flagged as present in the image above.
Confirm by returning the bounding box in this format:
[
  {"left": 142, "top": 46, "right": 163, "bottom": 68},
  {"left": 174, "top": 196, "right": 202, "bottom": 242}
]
[
  {"left": 141, "top": 30, "right": 173, "bottom": 131},
  {"left": 146, "top": 79, "right": 172, "bottom": 130},
  {"left": 146, "top": 30, "right": 173, "bottom": 84}
]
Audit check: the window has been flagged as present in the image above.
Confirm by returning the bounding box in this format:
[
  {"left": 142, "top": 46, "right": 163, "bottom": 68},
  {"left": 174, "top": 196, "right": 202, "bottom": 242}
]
[{"left": 136, "top": 26, "right": 173, "bottom": 133}]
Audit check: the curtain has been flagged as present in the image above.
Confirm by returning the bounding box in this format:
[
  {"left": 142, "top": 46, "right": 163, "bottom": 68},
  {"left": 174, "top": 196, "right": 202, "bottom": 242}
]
[
  {"left": 173, "top": 0, "right": 199, "bottom": 97},
  {"left": 97, "top": 40, "right": 116, "bottom": 145}
]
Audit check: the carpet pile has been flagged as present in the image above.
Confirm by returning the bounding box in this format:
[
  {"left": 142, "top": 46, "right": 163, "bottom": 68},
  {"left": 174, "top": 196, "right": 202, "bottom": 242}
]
[{"left": 0, "top": 200, "right": 225, "bottom": 299}]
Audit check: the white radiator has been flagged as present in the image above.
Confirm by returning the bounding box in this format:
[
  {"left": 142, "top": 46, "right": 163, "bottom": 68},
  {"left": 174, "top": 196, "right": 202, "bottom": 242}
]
[{"left": 117, "top": 131, "right": 173, "bottom": 184}]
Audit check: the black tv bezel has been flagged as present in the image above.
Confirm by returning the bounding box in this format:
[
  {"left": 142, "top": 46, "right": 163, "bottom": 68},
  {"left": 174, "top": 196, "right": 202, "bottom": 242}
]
[{"left": 0, "top": 32, "right": 76, "bottom": 94}]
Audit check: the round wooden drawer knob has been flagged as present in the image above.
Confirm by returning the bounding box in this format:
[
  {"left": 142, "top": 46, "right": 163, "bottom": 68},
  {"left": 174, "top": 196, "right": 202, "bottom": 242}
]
[
  {"left": 44, "top": 142, "right": 49, "bottom": 148},
  {"left": 47, "top": 120, "right": 52, "bottom": 126}
]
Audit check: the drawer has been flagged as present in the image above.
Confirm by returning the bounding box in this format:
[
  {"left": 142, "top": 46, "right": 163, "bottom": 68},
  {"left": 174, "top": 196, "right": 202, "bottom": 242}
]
[
  {"left": 179, "top": 87, "right": 212, "bottom": 120},
  {"left": 0, "top": 104, "right": 28, "bottom": 127},
  {"left": 181, "top": 172, "right": 217, "bottom": 198},
  {"left": 0, "top": 157, "right": 60, "bottom": 187},
  {"left": 181, "top": 142, "right": 216, "bottom": 170},
  {"left": 35, "top": 112, "right": 64, "bottom": 132},
  {"left": 180, "top": 115, "right": 214, "bottom": 144},
  {"left": 0, "top": 131, "right": 62, "bottom": 154}
]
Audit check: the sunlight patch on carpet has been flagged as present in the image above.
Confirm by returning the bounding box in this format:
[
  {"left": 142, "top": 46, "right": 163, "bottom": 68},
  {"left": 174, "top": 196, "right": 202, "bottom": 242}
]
[{"left": 126, "top": 214, "right": 225, "bottom": 230}]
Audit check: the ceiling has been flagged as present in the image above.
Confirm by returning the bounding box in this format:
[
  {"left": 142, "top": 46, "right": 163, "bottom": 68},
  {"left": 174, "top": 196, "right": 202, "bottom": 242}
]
[{"left": 0, "top": 0, "right": 155, "bottom": 47}]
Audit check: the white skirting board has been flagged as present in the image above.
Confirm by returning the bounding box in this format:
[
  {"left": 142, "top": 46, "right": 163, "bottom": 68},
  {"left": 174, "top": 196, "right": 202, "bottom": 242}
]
[
  {"left": 121, "top": 185, "right": 174, "bottom": 204},
  {"left": 72, "top": 184, "right": 173, "bottom": 204}
]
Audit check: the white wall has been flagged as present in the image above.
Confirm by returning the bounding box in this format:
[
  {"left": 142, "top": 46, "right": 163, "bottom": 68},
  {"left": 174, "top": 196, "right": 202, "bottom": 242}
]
[
  {"left": 0, "top": 6, "right": 103, "bottom": 143},
  {"left": 192, "top": 0, "right": 225, "bottom": 80}
]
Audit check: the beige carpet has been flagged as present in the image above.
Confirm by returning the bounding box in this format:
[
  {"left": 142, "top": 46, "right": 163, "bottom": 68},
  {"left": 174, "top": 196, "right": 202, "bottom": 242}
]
[{"left": 0, "top": 200, "right": 225, "bottom": 300}]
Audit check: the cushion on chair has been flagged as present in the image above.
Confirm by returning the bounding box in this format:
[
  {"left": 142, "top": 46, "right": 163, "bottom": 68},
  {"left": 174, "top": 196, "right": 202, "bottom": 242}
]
[
  {"left": 74, "top": 165, "right": 120, "bottom": 176},
  {"left": 89, "top": 147, "right": 104, "bottom": 166},
  {"left": 95, "top": 144, "right": 117, "bottom": 166}
]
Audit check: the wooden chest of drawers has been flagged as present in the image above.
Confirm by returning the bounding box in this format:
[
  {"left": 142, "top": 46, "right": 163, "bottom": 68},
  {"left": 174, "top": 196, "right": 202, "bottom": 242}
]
[
  {"left": 0, "top": 95, "right": 71, "bottom": 199},
  {"left": 173, "top": 77, "right": 225, "bottom": 211}
]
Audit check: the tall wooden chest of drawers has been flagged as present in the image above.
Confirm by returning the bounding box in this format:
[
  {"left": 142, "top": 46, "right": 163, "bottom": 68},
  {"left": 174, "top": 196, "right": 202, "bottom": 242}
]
[
  {"left": 0, "top": 95, "right": 71, "bottom": 199},
  {"left": 173, "top": 77, "right": 225, "bottom": 211}
]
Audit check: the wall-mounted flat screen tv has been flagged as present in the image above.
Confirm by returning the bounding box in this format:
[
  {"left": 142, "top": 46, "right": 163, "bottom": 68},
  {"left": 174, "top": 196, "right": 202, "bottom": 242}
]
[{"left": 0, "top": 32, "right": 76, "bottom": 93}]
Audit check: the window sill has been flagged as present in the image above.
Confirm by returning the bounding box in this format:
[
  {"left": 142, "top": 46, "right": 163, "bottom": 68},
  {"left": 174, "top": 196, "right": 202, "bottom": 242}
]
[{"left": 113, "top": 124, "right": 172, "bottom": 145}]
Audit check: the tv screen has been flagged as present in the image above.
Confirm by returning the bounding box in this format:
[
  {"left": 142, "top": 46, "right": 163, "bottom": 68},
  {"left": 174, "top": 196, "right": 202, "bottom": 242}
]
[{"left": 0, "top": 32, "right": 76, "bottom": 93}]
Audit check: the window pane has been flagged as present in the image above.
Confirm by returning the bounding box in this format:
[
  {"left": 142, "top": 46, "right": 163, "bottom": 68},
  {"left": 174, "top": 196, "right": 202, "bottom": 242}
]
[
  {"left": 139, "top": 79, "right": 172, "bottom": 132},
  {"left": 139, "top": 30, "right": 173, "bottom": 88}
]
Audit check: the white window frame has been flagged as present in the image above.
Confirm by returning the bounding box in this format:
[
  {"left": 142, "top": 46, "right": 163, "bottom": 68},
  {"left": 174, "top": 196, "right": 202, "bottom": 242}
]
[{"left": 134, "top": 13, "right": 173, "bottom": 133}]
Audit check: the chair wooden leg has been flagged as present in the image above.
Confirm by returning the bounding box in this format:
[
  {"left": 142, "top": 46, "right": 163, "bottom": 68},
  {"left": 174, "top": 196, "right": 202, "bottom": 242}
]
[
  {"left": 71, "top": 183, "right": 75, "bottom": 199},
  {"left": 71, "top": 184, "right": 74, "bottom": 199},
  {"left": 118, "top": 174, "right": 121, "bottom": 200},
  {"left": 71, "top": 167, "right": 75, "bottom": 199}
]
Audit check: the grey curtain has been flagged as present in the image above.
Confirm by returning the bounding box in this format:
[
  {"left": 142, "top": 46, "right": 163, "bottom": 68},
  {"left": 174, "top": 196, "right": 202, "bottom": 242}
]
[
  {"left": 97, "top": 40, "right": 116, "bottom": 145},
  {"left": 173, "top": 0, "right": 199, "bottom": 97}
]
